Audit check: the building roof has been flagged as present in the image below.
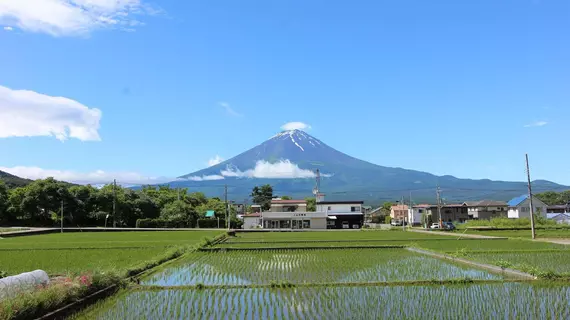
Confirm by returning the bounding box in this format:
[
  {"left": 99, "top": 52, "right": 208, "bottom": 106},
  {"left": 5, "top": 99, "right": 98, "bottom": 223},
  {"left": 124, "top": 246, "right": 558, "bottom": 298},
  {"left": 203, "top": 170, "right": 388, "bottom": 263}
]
[
  {"left": 271, "top": 199, "right": 307, "bottom": 204},
  {"left": 548, "top": 205, "right": 570, "bottom": 209},
  {"left": 413, "top": 204, "right": 432, "bottom": 208},
  {"left": 464, "top": 200, "right": 508, "bottom": 207},
  {"left": 507, "top": 195, "right": 529, "bottom": 207},
  {"left": 205, "top": 210, "right": 215, "bottom": 218},
  {"left": 243, "top": 213, "right": 261, "bottom": 217},
  {"left": 391, "top": 205, "right": 408, "bottom": 210},
  {"left": 318, "top": 201, "right": 364, "bottom": 204},
  {"left": 547, "top": 213, "right": 570, "bottom": 219}
]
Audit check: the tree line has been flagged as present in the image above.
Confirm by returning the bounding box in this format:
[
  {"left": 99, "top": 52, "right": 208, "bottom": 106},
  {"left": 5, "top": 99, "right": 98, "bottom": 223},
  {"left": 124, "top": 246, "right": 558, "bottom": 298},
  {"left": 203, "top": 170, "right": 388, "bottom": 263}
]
[
  {"left": 0, "top": 178, "right": 240, "bottom": 228},
  {"left": 535, "top": 190, "right": 570, "bottom": 206}
]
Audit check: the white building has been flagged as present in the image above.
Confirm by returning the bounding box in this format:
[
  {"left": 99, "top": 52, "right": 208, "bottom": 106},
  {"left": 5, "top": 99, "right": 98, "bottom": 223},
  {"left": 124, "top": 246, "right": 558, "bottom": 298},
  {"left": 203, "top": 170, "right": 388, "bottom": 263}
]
[
  {"left": 316, "top": 200, "right": 364, "bottom": 229},
  {"left": 408, "top": 204, "right": 430, "bottom": 226},
  {"left": 242, "top": 199, "right": 327, "bottom": 229},
  {"left": 507, "top": 195, "right": 548, "bottom": 219}
]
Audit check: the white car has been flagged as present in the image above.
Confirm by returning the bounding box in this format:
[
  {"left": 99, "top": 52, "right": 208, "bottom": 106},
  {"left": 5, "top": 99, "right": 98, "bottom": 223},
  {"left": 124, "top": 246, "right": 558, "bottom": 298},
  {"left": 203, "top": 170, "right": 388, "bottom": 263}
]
[{"left": 430, "top": 223, "right": 440, "bottom": 229}]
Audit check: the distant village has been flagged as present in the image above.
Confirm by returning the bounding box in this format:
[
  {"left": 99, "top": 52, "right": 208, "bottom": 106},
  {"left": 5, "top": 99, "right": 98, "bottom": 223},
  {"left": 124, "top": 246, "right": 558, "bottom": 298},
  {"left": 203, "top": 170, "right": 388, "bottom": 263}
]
[{"left": 241, "top": 193, "right": 570, "bottom": 230}]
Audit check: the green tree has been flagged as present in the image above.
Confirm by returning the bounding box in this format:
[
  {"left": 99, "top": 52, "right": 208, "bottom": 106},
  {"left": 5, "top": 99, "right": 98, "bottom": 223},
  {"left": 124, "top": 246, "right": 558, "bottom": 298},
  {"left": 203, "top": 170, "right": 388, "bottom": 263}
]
[
  {"left": 305, "top": 197, "right": 316, "bottom": 212},
  {"left": 0, "top": 181, "right": 8, "bottom": 223},
  {"left": 380, "top": 202, "right": 393, "bottom": 216},
  {"left": 160, "top": 200, "right": 198, "bottom": 223},
  {"left": 280, "top": 195, "right": 291, "bottom": 200},
  {"left": 251, "top": 184, "right": 273, "bottom": 211}
]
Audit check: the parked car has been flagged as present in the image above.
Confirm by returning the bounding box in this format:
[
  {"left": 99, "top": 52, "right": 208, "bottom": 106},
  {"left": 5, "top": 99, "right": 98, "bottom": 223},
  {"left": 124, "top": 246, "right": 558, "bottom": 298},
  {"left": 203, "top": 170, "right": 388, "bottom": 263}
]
[
  {"left": 342, "top": 221, "right": 349, "bottom": 229},
  {"left": 391, "top": 220, "right": 402, "bottom": 226},
  {"left": 429, "top": 223, "right": 440, "bottom": 229},
  {"left": 443, "top": 222, "right": 456, "bottom": 230}
]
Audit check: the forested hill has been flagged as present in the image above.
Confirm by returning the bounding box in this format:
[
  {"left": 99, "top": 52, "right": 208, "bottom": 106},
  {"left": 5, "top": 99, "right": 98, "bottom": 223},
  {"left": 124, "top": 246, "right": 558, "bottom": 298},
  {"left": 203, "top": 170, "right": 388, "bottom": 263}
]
[{"left": 0, "top": 170, "right": 32, "bottom": 188}]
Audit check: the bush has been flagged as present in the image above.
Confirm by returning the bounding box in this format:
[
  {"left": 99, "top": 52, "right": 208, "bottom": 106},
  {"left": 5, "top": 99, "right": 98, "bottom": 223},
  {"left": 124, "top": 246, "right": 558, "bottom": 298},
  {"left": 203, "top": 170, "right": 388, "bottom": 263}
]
[
  {"left": 135, "top": 218, "right": 195, "bottom": 228},
  {"left": 459, "top": 217, "right": 566, "bottom": 230},
  {"left": 384, "top": 216, "right": 392, "bottom": 224},
  {"left": 197, "top": 218, "right": 226, "bottom": 228}
]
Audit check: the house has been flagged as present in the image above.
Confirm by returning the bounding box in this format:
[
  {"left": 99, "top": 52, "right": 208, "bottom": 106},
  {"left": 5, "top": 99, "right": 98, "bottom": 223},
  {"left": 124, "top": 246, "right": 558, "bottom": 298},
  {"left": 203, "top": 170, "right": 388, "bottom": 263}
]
[
  {"left": 269, "top": 199, "right": 307, "bottom": 212},
  {"left": 547, "top": 204, "right": 570, "bottom": 214},
  {"left": 507, "top": 195, "right": 548, "bottom": 219},
  {"left": 547, "top": 213, "right": 570, "bottom": 224},
  {"left": 242, "top": 199, "right": 326, "bottom": 230},
  {"left": 390, "top": 205, "right": 408, "bottom": 221},
  {"left": 317, "top": 200, "right": 364, "bottom": 229},
  {"left": 426, "top": 204, "right": 469, "bottom": 223},
  {"left": 408, "top": 204, "right": 431, "bottom": 226},
  {"left": 463, "top": 200, "right": 508, "bottom": 220}
]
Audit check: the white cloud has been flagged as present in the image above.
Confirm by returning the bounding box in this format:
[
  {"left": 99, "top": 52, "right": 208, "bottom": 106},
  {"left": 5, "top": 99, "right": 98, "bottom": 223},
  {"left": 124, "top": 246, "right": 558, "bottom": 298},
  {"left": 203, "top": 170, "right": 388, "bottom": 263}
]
[
  {"left": 0, "top": 166, "right": 172, "bottom": 185},
  {"left": 524, "top": 121, "right": 548, "bottom": 128},
  {"left": 281, "top": 122, "right": 311, "bottom": 131},
  {"left": 3, "top": 26, "right": 13, "bottom": 31},
  {"left": 0, "top": 85, "right": 102, "bottom": 141},
  {"left": 0, "top": 0, "right": 161, "bottom": 37},
  {"left": 220, "top": 160, "right": 318, "bottom": 179},
  {"left": 207, "top": 155, "right": 224, "bottom": 167},
  {"left": 219, "top": 102, "right": 242, "bottom": 117},
  {"left": 183, "top": 175, "right": 225, "bottom": 181}
]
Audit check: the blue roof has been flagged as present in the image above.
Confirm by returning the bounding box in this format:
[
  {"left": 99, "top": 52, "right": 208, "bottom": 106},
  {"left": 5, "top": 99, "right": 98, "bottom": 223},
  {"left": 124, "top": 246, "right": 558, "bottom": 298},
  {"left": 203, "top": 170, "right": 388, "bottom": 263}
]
[{"left": 507, "top": 194, "right": 528, "bottom": 207}]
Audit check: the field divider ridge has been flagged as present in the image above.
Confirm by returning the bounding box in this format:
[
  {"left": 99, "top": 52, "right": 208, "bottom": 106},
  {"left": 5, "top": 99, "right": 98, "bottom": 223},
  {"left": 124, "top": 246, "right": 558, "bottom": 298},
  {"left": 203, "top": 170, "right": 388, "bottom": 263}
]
[
  {"left": 133, "top": 278, "right": 534, "bottom": 291},
  {"left": 200, "top": 245, "right": 407, "bottom": 252},
  {"left": 407, "top": 247, "right": 537, "bottom": 280},
  {"left": 221, "top": 238, "right": 498, "bottom": 244}
]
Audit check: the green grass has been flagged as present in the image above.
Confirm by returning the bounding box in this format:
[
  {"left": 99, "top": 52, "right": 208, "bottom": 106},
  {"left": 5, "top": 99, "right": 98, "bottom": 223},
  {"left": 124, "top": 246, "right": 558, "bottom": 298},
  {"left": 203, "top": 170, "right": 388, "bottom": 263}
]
[
  {"left": 468, "top": 251, "right": 570, "bottom": 275},
  {"left": 459, "top": 229, "right": 570, "bottom": 239},
  {"left": 0, "top": 248, "right": 169, "bottom": 276},
  {"left": 0, "top": 231, "right": 222, "bottom": 249},
  {"left": 0, "top": 228, "right": 28, "bottom": 233},
  {"left": 233, "top": 230, "right": 441, "bottom": 242},
  {"left": 415, "top": 239, "right": 568, "bottom": 253},
  {"left": 0, "top": 231, "right": 223, "bottom": 276},
  {"left": 142, "top": 248, "right": 503, "bottom": 286}
]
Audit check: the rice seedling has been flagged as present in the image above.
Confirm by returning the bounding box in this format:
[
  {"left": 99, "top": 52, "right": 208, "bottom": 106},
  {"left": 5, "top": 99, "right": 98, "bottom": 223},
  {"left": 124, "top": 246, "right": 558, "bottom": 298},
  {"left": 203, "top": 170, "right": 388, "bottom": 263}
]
[
  {"left": 469, "top": 251, "right": 570, "bottom": 276},
  {"left": 142, "top": 248, "right": 503, "bottom": 286},
  {"left": 74, "top": 283, "right": 570, "bottom": 319}
]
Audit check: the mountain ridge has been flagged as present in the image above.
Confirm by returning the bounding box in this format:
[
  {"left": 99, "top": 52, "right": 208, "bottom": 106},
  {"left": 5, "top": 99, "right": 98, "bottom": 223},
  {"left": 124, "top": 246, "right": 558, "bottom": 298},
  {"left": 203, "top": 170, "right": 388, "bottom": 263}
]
[{"left": 172, "top": 130, "right": 568, "bottom": 203}]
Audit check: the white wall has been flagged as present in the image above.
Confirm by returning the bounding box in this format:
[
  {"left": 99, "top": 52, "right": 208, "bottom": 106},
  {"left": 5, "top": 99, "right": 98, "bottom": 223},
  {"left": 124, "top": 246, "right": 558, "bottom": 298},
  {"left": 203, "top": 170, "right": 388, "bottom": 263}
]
[
  {"left": 408, "top": 208, "right": 423, "bottom": 224},
  {"left": 243, "top": 217, "right": 261, "bottom": 229},
  {"left": 508, "top": 198, "right": 548, "bottom": 218},
  {"left": 310, "top": 218, "right": 327, "bottom": 229},
  {"left": 318, "top": 203, "right": 362, "bottom": 213}
]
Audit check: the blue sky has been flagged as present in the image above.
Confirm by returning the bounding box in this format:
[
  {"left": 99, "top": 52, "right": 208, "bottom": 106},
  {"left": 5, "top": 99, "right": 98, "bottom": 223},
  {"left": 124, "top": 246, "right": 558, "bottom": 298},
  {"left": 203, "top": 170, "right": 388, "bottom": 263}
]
[{"left": 0, "top": 0, "right": 569, "bottom": 185}]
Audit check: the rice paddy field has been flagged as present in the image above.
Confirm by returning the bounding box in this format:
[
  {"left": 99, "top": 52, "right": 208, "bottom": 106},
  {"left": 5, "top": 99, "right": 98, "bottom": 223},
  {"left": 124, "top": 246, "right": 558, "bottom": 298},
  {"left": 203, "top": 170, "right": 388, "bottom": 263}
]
[
  {"left": 70, "top": 230, "right": 570, "bottom": 319},
  {"left": 459, "top": 229, "right": 570, "bottom": 239},
  {"left": 0, "top": 231, "right": 222, "bottom": 275}
]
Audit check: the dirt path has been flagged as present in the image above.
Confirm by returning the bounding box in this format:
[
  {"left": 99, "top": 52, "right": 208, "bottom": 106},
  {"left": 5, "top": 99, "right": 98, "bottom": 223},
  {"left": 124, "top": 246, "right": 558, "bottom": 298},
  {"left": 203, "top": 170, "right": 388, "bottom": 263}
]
[
  {"left": 408, "top": 228, "right": 506, "bottom": 239},
  {"left": 534, "top": 238, "right": 570, "bottom": 245}
]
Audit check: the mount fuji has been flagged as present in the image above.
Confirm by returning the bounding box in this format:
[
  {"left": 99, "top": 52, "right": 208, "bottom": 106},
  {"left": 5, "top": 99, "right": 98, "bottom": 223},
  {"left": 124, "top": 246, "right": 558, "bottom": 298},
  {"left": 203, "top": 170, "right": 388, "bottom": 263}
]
[{"left": 171, "top": 130, "right": 567, "bottom": 203}]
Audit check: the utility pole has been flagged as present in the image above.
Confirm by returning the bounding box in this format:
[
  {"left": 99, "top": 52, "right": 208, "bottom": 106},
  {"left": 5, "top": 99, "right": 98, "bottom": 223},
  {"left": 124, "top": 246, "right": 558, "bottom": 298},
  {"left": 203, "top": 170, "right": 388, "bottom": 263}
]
[
  {"left": 224, "top": 184, "right": 229, "bottom": 230},
  {"left": 60, "top": 199, "right": 64, "bottom": 233},
  {"left": 409, "top": 191, "right": 413, "bottom": 229},
  {"left": 436, "top": 186, "right": 442, "bottom": 228},
  {"left": 112, "top": 179, "right": 117, "bottom": 228},
  {"left": 526, "top": 154, "right": 536, "bottom": 239},
  {"left": 402, "top": 195, "right": 405, "bottom": 231}
]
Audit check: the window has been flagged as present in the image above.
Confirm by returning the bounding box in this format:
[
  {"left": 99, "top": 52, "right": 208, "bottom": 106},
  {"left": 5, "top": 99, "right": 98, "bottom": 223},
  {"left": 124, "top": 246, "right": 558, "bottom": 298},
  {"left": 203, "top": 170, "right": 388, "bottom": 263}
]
[
  {"left": 327, "top": 220, "right": 335, "bottom": 227},
  {"left": 328, "top": 206, "right": 332, "bottom": 210},
  {"left": 418, "top": 209, "right": 423, "bottom": 213},
  {"left": 303, "top": 220, "right": 311, "bottom": 228},
  {"left": 351, "top": 206, "right": 360, "bottom": 212}
]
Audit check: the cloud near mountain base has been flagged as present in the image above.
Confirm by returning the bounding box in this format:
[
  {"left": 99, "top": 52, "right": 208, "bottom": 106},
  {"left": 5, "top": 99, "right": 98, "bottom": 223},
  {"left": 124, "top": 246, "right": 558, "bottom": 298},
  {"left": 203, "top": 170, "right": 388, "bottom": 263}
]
[{"left": 184, "top": 160, "right": 325, "bottom": 180}]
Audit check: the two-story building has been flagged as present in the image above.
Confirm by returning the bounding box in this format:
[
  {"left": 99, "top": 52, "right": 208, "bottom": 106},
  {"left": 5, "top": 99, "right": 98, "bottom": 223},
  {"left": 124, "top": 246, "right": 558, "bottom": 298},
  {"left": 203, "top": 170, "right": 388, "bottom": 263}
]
[
  {"left": 408, "top": 204, "right": 430, "bottom": 226},
  {"left": 507, "top": 195, "right": 548, "bottom": 219},
  {"left": 390, "top": 205, "right": 408, "bottom": 221},
  {"left": 463, "top": 200, "right": 508, "bottom": 220},
  {"left": 317, "top": 200, "right": 364, "bottom": 229},
  {"left": 426, "top": 204, "right": 469, "bottom": 223},
  {"left": 242, "top": 199, "right": 327, "bottom": 229}
]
